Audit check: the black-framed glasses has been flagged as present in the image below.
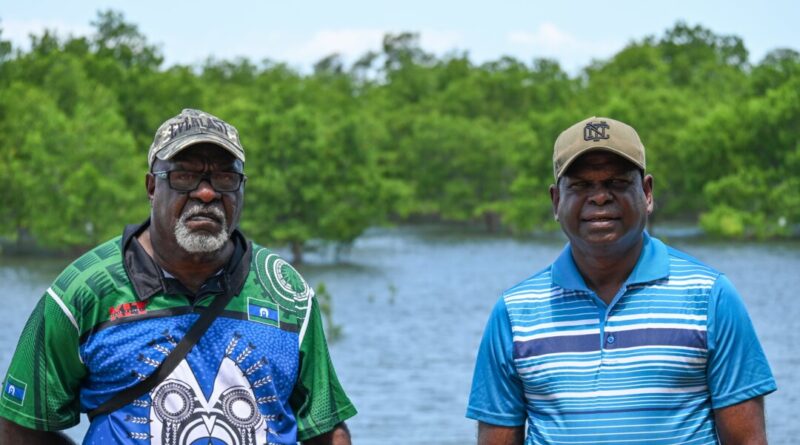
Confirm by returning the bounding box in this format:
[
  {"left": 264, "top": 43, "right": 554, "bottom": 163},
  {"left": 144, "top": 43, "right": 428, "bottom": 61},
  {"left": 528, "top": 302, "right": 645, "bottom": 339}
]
[{"left": 151, "top": 170, "right": 246, "bottom": 192}]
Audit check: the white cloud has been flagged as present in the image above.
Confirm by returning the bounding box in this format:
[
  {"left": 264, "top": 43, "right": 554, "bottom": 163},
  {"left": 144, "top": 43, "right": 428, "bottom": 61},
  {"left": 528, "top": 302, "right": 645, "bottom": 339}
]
[
  {"left": 506, "top": 22, "right": 623, "bottom": 71},
  {"left": 288, "top": 28, "right": 386, "bottom": 62},
  {"left": 419, "top": 29, "right": 463, "bottom": 53},
  {"left": 1, "top": 18, "right": 92, "bottom": 48},
  {"left": 508, "top": 23, "right": 575, "bottom": 49},
  {"left": 264, "top": 27, "right": 464, "bottom": 69}
]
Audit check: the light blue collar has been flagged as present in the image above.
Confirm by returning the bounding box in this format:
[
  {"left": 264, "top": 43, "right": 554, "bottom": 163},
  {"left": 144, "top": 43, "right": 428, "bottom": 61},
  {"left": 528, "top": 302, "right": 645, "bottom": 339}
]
[{"left": 552, "top": 231, "right": 670, "bottom": 292}]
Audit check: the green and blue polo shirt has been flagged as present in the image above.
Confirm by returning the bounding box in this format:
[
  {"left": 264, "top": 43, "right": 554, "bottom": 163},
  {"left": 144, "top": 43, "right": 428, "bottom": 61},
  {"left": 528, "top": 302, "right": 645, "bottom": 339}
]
[{"left": 0, "top": 222, "right": 355, "bottom": 444}]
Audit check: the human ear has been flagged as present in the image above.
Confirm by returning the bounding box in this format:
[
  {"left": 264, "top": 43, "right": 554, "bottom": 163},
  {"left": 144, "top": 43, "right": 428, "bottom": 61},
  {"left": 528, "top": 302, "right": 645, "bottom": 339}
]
[
  {"left": 146, "top": 173, "right": 155, "bottom": 205},
  {"left": 550, "top": 183, "right": 560, "bottom": 221},
  {"left": 643, "top": 174, "right": 654, "bottom": 214}
]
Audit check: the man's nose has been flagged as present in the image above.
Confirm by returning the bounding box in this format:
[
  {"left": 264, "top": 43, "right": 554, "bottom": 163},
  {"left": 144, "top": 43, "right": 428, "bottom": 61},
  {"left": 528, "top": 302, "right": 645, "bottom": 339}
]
[
  {"left": 190, "top": 180, "right": 220, "bottom": 202},
  {"left": 588, "top": 185, "right": 613, "bottom": 205}
]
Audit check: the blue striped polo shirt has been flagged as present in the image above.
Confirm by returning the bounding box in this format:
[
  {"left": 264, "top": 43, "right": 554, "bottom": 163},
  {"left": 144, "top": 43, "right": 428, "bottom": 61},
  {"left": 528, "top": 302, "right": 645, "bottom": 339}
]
[{"left": 467, "top": 233, "right": 776, "bottom": 444}]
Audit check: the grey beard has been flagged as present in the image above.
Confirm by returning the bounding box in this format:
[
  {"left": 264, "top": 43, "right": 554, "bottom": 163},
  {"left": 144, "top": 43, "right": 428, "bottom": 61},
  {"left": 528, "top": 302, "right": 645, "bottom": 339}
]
[{"left": 174, "top": 204, "right": 229, "bottom": 253}]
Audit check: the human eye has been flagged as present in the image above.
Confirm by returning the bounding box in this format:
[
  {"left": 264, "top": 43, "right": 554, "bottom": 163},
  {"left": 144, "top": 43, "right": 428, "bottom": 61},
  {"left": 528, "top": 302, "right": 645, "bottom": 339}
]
[
  {"left": 568, "top": 180, "right": 589, "bottom": 190},
  {"left": 170, "top": 171, "right": 199, "bottom": 182},
  {"left": 212, "top": 172, "right": 240, "bottom": 190},
  {"left": 214, "top": 172, "right": 238, "bottom": 181},
  {"left": 168, "top": 171, "right": 200, "bottom": 189},
  {"left": 608, "top": 178, "right": 631, "bottom": 190}
]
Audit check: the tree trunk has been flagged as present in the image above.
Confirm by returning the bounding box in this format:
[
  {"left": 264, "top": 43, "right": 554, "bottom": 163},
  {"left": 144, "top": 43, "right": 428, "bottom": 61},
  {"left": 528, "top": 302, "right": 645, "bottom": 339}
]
[
  {"left": 484, "top": 211, "right": 500, "bottom": 233},
  {"left": 291, "top": 240, "right": 304, "bottom": 265},
  {"left": 16, "top": 227, "right": 33, "bottom": 250}
]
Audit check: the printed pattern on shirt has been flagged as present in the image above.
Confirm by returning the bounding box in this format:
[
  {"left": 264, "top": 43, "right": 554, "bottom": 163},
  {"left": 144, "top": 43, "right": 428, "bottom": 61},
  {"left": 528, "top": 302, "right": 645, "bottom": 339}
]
[
  {"left": 0, "top": 237, "right": 356, "bottom": 444},
  {"left": 506, "top": 256, "right": 718, "bottom": 444}
]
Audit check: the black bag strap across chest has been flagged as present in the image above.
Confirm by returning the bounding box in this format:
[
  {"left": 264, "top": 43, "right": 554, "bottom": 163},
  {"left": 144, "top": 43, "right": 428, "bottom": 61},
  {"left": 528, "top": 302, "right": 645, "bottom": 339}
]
[{"left": 87, "top": 280, "right": 235, "bottom": 421}]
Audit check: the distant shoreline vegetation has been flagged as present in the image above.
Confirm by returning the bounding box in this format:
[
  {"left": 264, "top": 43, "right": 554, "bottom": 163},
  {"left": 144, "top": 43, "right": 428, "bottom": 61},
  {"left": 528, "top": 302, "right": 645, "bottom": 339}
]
[
  {"left": 1, "top": 11, "right": 798, "bottom": 263},
  {"left": 2, "top": 220, "right": 798, "bottom": 263}
]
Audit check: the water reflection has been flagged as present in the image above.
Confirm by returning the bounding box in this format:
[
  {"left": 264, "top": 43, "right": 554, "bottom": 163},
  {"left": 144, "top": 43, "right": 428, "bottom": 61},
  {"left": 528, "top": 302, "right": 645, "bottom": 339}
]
[{"left": 0, "top": 227, "right": 797, "bottom": 444}]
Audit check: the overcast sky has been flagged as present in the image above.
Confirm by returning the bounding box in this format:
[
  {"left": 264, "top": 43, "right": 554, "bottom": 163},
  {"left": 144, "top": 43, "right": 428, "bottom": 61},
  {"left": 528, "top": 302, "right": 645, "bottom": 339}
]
[{"left": 2, "top": 1, "right": 797, "bottom": 73}]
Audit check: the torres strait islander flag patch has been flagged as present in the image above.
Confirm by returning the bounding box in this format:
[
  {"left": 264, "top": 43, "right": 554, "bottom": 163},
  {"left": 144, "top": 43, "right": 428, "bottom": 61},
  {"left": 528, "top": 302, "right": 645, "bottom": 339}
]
[
  {"left": 248, "top": 298, "right": 280, "bottom": 327},
  {"left": 3, "top": 375, "right": 27, "bottom": 406}
]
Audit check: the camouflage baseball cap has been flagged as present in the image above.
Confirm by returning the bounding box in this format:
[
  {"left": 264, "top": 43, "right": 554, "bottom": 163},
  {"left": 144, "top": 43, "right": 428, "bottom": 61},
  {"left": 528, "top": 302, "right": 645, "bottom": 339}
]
[
  {"left": 553, "top": 116, "right": 645, "bottom": 179},
  {"left": 148, "top": 108, "right": 245, "bottom": 167}
]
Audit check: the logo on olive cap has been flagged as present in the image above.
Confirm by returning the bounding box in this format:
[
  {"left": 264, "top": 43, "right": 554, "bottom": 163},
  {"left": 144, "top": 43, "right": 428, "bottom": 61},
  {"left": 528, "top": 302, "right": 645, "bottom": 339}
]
[{"left": 553, "top": 116, "right": 645, "bottom": 179}]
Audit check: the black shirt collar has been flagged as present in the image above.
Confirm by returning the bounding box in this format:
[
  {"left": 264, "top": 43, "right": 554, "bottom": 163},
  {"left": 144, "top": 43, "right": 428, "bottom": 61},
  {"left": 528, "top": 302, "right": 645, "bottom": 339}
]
[{"left": 121, "top": 219, "right": 251, "bottom": 301}]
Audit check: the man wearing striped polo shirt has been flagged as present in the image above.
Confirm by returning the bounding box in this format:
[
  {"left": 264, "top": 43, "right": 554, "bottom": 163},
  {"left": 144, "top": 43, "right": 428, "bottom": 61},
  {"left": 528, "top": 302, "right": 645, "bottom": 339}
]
[{"left": 466, "top": 117, "right": 776, "bottom": 444}]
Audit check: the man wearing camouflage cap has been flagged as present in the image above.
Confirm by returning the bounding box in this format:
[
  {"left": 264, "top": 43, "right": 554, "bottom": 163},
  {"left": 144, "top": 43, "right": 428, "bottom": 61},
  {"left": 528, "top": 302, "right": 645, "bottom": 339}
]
[
  {"left": 0, "top": 109, "right": 356, "bottom": 444},
  {"left": 466, "top": 117, "right": 776, "bottom": 444}
]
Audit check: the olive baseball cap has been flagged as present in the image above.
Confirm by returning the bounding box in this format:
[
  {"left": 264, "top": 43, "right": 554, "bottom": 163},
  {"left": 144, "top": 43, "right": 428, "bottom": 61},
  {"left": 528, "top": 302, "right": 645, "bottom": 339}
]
[
  {"left": 553, "top": 116, "right": 645, "bottom": 179},
  {"left": 148, "top": 108, "right": 245, "bottom": 167}
]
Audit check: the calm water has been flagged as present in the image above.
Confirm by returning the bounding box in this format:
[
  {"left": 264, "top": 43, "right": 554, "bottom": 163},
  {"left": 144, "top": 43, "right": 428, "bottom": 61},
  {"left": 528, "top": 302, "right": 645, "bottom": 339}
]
[{"left": 1, "top": 226, "right": 798, "bottom": 444}]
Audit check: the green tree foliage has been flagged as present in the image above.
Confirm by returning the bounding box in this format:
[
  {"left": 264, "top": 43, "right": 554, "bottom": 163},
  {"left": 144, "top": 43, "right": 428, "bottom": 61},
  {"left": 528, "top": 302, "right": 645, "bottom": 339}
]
[
  {"left": 0, "top": 13, "right": 798, "bottom": 258},
  {"left": 0, "top": 26, "right": 142, "bottom": 249},
  {"left": 240, "top": 105, "right": 388, "bottom": 263},
  {"left": 689, "top": 70, "right": 800, "bottom": 238}
]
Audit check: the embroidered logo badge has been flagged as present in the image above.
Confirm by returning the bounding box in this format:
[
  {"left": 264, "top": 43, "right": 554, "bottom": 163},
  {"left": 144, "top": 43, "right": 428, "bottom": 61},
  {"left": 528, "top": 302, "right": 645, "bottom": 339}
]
[
  {"left": 109, "top": 301, "right": 148, "bottom": 321},
  {"left": 3, "top": 375, "right": 27, "bottom": 406},
  {"left": 584, "top": 121, "right": 610, "bottom": 142}
]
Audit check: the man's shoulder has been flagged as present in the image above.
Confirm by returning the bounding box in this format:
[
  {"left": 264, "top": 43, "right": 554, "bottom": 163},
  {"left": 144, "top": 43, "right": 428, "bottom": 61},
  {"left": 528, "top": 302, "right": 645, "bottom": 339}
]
[
  {"left": 44, "top": 236, "right": 132, "bottom": 331},
  {"left": 247, "top": 244, "right": 315, "bottom": 316},
  {"left": 502, "top": 264, "right": 556, "bottom": 300},
  {"left": 51, "top": 236, "right": 126, "bottom": 296},
  {"left": 658, "top": 239, "right": 722, "bottom": 278}
]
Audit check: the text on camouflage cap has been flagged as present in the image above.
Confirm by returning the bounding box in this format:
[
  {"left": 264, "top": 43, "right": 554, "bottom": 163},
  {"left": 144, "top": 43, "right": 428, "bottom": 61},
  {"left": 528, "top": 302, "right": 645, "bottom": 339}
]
[{"left": 148, "top": 108, "right": 245, "bottom": 167}]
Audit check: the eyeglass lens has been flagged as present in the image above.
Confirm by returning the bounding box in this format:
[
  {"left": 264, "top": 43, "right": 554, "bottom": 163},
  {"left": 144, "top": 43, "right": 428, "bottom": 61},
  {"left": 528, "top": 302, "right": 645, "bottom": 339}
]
[{"left": 168, "top": 171, "right": 242, "bottom": 191}]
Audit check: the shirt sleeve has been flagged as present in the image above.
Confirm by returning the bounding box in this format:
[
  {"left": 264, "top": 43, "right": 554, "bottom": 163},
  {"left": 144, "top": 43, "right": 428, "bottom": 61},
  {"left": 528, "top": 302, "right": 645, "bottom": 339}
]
[
  {"left": 0, "top": 289, "right": 86, "bottom": 430},
  {"left": 466, "top": 297, "right": 526, "bottom": 426},
  {"left": 706, "top": 274, "right": 777, "bottom": 409},
  {"left": 290, "top": 297, "right": 356, "bottom": 441}
]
